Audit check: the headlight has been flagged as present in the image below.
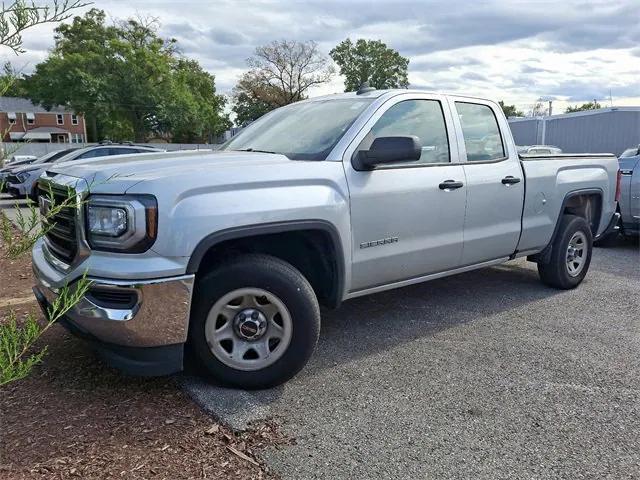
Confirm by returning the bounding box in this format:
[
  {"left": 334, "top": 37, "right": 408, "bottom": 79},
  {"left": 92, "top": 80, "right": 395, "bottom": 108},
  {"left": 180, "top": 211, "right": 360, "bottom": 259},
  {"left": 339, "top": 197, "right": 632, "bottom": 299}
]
[{"left": 85, "top": 195, "right": 157, "bottom": 252}]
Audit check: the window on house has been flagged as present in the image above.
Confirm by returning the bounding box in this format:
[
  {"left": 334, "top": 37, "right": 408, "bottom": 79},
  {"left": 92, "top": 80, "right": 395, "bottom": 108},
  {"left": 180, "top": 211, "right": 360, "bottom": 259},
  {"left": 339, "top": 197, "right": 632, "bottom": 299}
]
[
  {"left": 56, "top": 114, "right": 64, "bottom": 125},
  {"left": 7, "top": 112, "right": 16, "bottom": 124},
  {"left": 26, "top": 112, "right": 35, "bottom": 125},
  {"left": 71, "top": 114, "right": 78, "bottom": 125}
]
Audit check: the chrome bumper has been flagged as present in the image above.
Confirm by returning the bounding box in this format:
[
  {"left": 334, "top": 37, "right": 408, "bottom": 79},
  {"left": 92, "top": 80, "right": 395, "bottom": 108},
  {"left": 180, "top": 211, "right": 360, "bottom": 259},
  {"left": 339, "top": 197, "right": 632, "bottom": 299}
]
[{"left": 33, "top": 264, "right": 195, "bottom": 348}]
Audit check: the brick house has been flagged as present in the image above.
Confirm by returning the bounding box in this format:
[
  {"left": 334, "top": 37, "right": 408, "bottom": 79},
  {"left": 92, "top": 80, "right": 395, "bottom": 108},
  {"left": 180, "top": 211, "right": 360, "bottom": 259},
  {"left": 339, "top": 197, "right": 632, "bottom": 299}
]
[{"left": 0, "top": 97, "right": 87, "bottom": 143}]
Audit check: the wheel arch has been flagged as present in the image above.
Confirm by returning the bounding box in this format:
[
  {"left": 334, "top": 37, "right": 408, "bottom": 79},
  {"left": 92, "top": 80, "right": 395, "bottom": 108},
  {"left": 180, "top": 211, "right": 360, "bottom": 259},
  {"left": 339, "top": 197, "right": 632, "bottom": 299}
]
[
  {"left": 529, "top": 188, "right": 602, "bottom": 264},
  {"left": 186, "top": 220, "right": 345, "bottom": 309}
]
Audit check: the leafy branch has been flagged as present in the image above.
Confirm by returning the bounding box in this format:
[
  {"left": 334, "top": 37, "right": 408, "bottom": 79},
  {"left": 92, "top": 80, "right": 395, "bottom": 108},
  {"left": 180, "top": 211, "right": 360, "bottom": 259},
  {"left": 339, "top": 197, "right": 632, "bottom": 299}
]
[
  {"left": 0, "top": 273, "right": 91, "bottom": 386},
  {"left": 0, "top": 0, "right": 90, "bottom": 54}
]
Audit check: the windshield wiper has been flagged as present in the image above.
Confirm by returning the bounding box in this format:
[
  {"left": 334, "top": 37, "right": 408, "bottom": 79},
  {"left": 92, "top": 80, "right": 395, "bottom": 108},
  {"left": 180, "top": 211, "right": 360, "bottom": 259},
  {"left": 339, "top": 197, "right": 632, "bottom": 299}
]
[{"left": 233, "top": 148, "right": 278, "bottom": 154}]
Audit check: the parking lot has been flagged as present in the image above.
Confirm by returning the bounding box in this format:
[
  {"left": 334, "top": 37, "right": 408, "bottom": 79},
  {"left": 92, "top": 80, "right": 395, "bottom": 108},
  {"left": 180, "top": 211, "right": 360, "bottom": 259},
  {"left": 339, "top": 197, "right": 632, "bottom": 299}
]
[
  {"left": 184, "top": 237, "right": 640, "bottom": 479},
  {"left": 2, "top": 194, "right": 639, "bottom": 479}
]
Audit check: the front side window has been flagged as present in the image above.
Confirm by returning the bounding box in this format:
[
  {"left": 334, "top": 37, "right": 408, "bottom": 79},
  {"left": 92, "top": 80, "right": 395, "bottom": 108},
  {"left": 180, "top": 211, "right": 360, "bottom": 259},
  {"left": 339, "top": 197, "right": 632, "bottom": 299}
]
[
  {"left": 364, "top": 99, "right": 450, "bottom": 165},
  {"left": 455, "top": 102, "right": 505, "bottom": 162},
  {"left": 7, "top": 112, "right": 16, "bottom": 124},
  {"left": 71, "top": 114, "right": 79, "bottom": 125},
  {"left": 222, "top": 98, "right": 373, "bottom": 161},
  {"left": 56, "top": 114, "right": 64, "bottom": 125}
]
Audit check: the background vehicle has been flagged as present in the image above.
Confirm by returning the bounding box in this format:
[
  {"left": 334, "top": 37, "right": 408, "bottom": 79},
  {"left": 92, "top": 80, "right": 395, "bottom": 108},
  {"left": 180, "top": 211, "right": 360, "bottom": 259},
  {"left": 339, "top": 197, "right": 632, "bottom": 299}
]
[
  {"left": 594, "top": 145, "right": 639, "bottom": 246},
  {"left": 32, "top": 90, "right": 619, "bottom": 389},
  {"left": 620, "top": 145, "right": 640, "bottom": 158},
  {"left": 5, "top": 154, "right": 37, "bottom": 165},
  {"left": 1, "top": 155, "right": 48, "bottom": 191},
  {"left": 5, "top": 144, "right": 163, "bottom": 200},
  {"left": 517, "top": 145, "right": 563, "bottom": 155}
]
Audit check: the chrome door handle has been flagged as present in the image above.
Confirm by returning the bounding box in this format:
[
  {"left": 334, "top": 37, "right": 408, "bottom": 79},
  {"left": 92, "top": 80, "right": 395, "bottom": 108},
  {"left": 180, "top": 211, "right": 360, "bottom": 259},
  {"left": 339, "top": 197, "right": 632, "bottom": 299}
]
[
  {"left": 439, "top": 180, "right": 464, "bottom": 190},
  {"left": 502, "top": 176, "right": 521, "bottom": 185}
]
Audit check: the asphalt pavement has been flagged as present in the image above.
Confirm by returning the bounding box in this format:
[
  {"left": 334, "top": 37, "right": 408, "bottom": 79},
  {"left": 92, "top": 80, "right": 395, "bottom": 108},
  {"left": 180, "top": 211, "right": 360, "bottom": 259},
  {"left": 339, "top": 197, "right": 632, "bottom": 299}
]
[
  {"left": 182, "top": 237, "right": 640, "bottom": 479},
  {"left": 4, "top": 192, "right": 639, "bottom": 478}
]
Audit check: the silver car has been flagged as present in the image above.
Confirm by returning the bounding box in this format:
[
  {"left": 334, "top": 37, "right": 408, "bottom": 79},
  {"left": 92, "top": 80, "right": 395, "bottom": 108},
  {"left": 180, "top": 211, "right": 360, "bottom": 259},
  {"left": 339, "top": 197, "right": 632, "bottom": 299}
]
[{"left": 5, "top": 144, "right": 163, "bottom": 200}]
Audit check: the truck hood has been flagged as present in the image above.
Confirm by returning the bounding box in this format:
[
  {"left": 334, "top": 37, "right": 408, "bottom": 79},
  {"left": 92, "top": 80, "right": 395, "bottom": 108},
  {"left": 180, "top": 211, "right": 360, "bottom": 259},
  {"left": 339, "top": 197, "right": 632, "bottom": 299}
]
[{"left": 48, "top": 150, "right": 295, "bottom": 194}]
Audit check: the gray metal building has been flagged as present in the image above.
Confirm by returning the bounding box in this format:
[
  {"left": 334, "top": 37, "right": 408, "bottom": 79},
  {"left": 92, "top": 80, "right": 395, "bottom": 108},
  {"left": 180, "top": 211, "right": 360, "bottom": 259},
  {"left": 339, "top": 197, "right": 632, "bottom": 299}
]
[{"left": 508, "top": 107, "right": 640, "bottom": 156}]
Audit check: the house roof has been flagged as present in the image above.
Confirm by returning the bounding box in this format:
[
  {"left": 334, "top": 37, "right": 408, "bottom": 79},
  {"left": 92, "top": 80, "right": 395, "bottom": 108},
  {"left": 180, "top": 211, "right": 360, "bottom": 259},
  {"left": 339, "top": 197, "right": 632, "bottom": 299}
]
[
  {"left": 0, "top": 96, "right": 70, "bottom": 113},
  {"left": 26, "top": 126, "right": 69, "bottom": 134}
]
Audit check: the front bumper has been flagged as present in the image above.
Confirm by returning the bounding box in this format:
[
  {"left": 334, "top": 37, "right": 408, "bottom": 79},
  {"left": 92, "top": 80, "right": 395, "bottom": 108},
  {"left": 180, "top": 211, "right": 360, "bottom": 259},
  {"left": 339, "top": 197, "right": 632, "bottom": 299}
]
[
  {"left": 32, "top": 261, "right": 195, "bottom": 376},
  {"left": 7, "top": 182, "right": 27, "bottom": 197}
]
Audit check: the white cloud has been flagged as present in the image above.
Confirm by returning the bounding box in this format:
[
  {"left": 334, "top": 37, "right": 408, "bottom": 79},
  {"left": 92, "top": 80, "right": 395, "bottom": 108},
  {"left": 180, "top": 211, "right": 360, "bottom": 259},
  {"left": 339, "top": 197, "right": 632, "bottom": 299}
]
[{"left": 1, "top": 0, "right": 638, "bottom": 112}]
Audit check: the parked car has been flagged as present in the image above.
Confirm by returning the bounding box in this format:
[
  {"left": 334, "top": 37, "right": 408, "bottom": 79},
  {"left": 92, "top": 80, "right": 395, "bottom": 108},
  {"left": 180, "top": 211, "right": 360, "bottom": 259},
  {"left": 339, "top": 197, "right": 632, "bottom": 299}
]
[
  {"left": 620, "top": 145, "right": 640, "bottom": 158},
  {"left": 32, "top": 90, "right": 619, "bottom": 389},
  {"left": 597, "top": 145, "right": 639, "bottom": 245},
  {"left": 5, "top": 154, "right": 37, "bottom": 164},
  {"left": 517, "top": 145, "right": 563, "bottom": 155},
  {"left": 1, "top": 155, "right": 47, "bottom": 191},
  {"left": 5, "top": 144, "right": 163, "bottom": 200}
]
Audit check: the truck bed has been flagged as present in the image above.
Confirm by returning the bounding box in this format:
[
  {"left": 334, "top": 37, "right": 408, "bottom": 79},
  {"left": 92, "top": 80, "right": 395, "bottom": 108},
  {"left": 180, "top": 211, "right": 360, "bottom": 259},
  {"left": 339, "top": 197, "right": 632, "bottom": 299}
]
[{"left": 517, "top": 153, "right": 619, "bottom": 253}]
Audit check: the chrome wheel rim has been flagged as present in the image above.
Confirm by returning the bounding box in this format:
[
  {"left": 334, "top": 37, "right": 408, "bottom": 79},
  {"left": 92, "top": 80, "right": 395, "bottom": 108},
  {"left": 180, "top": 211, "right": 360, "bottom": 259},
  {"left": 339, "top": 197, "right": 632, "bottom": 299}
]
[
  {"left": 566, "top": 231, "right": 587, "bottom": 277},
  {"left": 205, "top": 288, "right": 292, "bottom": 371}
]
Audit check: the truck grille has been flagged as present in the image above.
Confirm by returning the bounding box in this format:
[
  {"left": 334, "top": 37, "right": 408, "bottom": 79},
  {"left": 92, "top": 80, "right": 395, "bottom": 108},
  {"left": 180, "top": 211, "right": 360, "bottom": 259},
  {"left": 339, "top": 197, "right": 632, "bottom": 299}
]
[{"left": 39, "top": 182, "right": 78, "bottom": 265}]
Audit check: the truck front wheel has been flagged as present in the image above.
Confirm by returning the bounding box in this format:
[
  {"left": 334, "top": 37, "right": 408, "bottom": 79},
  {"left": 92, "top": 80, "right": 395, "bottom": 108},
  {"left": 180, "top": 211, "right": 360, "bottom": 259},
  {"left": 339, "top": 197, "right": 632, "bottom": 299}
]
[
  {"left": 537, "top": 214, "right": 593, "bottom": 289},
  {"left": 189, "top": 254, "right": 320, "bottom": 389}
]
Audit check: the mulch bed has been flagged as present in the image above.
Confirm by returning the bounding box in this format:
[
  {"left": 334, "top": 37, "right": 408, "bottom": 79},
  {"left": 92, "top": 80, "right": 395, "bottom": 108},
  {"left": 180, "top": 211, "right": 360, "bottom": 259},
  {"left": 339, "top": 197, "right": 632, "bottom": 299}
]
[{"left": 0, "top": 226, "right": 285, "bottom": 479}]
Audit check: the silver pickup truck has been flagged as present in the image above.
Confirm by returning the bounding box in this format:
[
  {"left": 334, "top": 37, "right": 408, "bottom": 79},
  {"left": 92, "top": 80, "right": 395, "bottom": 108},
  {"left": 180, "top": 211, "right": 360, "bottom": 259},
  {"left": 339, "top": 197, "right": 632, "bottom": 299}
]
[{"left": 31, "top": 89, "right": 620, "bottom": 388}]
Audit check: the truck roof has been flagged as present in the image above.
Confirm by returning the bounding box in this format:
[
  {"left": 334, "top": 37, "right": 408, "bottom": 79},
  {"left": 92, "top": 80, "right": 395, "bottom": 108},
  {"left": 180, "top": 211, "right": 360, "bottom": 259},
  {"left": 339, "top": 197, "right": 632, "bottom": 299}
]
[{"left": 305, "top": 89, "right": 495, "bottom": 104}]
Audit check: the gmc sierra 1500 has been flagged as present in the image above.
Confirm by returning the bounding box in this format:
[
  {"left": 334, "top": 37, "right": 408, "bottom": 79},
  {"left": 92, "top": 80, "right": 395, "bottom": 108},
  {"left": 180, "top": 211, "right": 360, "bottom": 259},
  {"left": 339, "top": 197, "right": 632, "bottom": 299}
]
[{"left": 32, "top": 89, "right": 620, "bottom": 388}]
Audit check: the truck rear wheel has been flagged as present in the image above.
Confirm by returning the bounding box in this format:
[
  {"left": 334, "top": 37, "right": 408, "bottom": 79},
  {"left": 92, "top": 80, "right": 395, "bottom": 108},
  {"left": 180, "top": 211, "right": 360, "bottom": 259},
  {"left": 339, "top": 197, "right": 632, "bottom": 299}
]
[
  {"left": 189, "top": 254, "right": 320, "bottom": 389},
  {"left": 537, "top": 214, "right": 593, "bottom": 289}
]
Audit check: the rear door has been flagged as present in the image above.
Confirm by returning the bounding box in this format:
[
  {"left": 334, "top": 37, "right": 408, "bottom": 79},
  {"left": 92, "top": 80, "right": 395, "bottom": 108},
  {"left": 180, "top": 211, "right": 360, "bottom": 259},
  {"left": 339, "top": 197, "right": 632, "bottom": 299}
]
[
  {"left": 450, "top": 99, "right": 525, "bottom": 265},
  {"left": 344, "top": 93, "right": 467, "bottom": 291}
]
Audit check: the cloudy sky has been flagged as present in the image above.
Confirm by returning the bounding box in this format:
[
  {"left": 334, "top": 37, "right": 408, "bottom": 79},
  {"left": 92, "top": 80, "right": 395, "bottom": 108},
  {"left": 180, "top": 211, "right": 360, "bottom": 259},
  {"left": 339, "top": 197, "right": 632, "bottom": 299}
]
[{"left": 9, "top": 0, "right": 640, "bottom": 114}]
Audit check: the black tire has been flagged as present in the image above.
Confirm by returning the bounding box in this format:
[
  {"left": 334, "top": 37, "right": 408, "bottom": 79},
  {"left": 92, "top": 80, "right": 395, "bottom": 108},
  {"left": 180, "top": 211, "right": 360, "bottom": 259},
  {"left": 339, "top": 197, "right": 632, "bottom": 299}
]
[
  {"left": 189, "top": 254, "right": 320, "bottom": 389},
  {"left": 537, "top": 214, "right": 593, "bottom": 289}
]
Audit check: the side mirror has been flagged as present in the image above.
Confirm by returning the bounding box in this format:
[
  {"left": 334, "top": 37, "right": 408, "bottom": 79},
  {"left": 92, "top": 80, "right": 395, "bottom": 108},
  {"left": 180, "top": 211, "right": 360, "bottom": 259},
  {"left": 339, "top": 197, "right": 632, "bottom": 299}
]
[{"left": 353, "top": 136, "right": 421, "bottom": 171}]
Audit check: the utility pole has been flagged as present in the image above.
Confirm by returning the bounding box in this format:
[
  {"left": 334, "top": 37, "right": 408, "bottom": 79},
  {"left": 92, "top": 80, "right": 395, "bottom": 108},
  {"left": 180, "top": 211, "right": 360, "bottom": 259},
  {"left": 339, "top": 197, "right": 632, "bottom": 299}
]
[{"left": 548, "top": 100, "right": 553, "bottom": 116}]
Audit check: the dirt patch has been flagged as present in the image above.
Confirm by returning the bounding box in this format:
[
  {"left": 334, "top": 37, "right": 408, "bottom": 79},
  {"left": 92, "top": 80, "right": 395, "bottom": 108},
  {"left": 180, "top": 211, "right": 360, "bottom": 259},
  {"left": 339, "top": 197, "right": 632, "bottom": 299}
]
[{"left": 0, "top": 224, "right": 285, "bottom": 479}]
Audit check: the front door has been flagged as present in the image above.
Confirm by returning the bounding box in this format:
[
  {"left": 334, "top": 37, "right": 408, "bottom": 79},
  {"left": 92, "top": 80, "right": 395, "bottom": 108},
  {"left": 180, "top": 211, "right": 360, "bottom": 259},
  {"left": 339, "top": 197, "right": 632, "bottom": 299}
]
[{"left": 345, "top": 94, "right": 467, "bottom": 292}]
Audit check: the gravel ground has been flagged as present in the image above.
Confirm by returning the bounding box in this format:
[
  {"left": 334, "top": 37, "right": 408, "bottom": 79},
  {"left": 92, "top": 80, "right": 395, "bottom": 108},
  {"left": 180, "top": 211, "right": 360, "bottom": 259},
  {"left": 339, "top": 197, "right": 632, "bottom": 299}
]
[
  {"left": 4, "top": 192, "right": 639, "bottom": 478},
  {"left": 188, "top": 236, "right": 640, "bottom": 479}
]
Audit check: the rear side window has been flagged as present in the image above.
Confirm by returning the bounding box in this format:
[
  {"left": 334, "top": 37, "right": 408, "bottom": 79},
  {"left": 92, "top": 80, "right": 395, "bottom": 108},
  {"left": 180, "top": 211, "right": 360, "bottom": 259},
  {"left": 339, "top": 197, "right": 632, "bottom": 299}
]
[
  {"left": 108, "top": 148, "right": 140, "bottom": 155},
  {"left": 367, "top": 99, "right": 450, "bottom": 165},
  {"left": 455, "top": 102, "right": 505, "bottom": 162},
  {"left": 76, "top": 148, "right": 110, "bottom": 160}
]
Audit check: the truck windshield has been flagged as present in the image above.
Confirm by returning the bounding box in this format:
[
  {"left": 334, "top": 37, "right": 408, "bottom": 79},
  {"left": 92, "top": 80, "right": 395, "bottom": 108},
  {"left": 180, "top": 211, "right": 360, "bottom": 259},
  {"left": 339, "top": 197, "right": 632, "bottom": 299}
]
[{"left": 222, "top": 98, "right": 373, "bottom": 160}]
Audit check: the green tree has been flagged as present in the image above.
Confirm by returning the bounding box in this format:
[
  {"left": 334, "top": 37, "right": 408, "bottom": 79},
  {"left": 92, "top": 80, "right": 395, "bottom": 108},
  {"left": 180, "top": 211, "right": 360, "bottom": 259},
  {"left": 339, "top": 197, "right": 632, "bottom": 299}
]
[
  {"left": 329, "top": 38, "right": 409, "bottom": 91},
  {"left": 26, "top": 9, "right": 228, "bottom": 142},
  {"left": 156, "top": 59, "right": 230, "bottom": 142},
  {"left": 0, "top": 63, "right": 28, "bottom": 96},
  {"left": 231, "top": 40, "right": 334, "bottom": 126},
  {"left": 565, "top": 101, "right": 601, "bottom": 113},
  {"left": 499, "top": 100, "right": 524, "bottom": 118},
  {"left": 231, "top": 71, "right": 282, "bottom": 126}
]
